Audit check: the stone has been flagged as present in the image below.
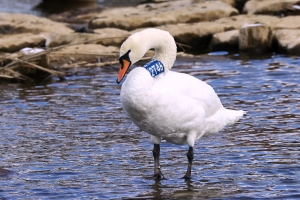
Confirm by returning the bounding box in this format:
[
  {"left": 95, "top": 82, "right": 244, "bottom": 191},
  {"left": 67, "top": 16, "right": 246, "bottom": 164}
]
[
  {"left": 88, "top": 0, "right": 238, "bottom": 31},
  {"left": 274, "top": 16, "right": 300, "bottom": 29},
  {"left": 0, "top": 12, "right": 74, "bottom": 35},
  {"left": 239, "top": 24, "right": 273, "bottom": 53},
  {"left": 0, "top": 33, "right": 46, "bottom": 53},
  {"left": 243, "top": 0, "right": 300, "bottom": 15},
  {"left": 215, "top": 14, "right": 281, "bottom": 29},
  {"left": 49, "top": 44, "right": 119, "bottom": 67},
  {"left": 46, "top": 28, "right": 129, "bottom": 48},
  {"left": 93, "top": 28, "right": 130, "bottom": 46},
  {"left": 275, "top": 29, "right": 300, "bottom": 54},
  {"left": 209, "top": 30, "right": 239, "bottom": 51}
]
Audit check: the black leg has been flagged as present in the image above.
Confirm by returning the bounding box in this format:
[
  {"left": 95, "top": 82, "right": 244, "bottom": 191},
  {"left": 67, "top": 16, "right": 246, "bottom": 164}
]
[
  {"left": 152, "top": 144, "right": 164, "bottom": 179},
  {"left": 184, "top": 146, "right": 194, "bottom": 179}
]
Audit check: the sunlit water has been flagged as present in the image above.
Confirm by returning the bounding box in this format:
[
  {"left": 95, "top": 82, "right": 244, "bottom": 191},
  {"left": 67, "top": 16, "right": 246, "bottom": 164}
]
[{"left": 0, "top": 53, "right": 300, "bottom": 199}]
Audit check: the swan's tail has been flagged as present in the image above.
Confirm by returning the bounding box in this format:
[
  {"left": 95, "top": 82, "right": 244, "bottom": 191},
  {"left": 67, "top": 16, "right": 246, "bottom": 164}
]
[{"left": 224, "top": 109, "right": 246, "bottom": 125}]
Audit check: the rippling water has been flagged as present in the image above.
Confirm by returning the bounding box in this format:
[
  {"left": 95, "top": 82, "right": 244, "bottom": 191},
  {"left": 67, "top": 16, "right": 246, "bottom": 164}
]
[{"left": 0, "top": 53, "right": 299, "bottom": 199}]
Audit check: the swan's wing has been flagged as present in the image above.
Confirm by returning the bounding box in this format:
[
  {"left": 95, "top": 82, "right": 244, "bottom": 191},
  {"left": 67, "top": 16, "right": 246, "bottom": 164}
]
[{"left": 154, "top": 71, "right": 223, "bottom": 118}]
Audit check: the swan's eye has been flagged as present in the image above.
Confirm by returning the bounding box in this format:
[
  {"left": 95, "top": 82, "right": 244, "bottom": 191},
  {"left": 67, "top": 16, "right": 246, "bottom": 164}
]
[{"left": 119, "top": 50, "right": 131, "bottom": 68}]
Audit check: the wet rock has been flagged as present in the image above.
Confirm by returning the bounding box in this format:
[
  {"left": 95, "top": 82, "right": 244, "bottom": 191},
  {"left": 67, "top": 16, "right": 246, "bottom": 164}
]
[
  {"left": 46, "top": 28, "right": 129, "bottom": 48},
  {"left": 88, "top": 0, "right": 238, "bottom": 31},
  {"left": 0, "top": 33, "right": 46, "bottom": 53},
  {"left": 239, "top": 24, "right": 273, "bottom": 53},
  {"left": 209, "top": 30, "right": 239, "bottom": 51},
  {"left": 243, "top": 0, "right": 300, "bottom": 15},
  {"left": 275, "top": 29, "right": 300, "bottom": 54}
]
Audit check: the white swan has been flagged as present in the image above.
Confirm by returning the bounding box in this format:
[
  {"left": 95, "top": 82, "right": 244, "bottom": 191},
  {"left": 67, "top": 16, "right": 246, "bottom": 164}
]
[{"left": 117, "top": 28, "right": 245, "bottom": 179}]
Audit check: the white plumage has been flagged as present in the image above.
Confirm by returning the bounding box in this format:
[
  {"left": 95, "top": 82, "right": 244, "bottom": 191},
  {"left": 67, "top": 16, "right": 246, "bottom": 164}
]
[{"left": 117, "top": 28, "right": 245, "bottom": 179}]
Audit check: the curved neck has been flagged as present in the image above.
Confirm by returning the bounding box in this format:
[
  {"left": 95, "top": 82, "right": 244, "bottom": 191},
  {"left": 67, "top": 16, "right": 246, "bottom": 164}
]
[{"left": 141, "top": 29, "right": 177, "bottom": 74}]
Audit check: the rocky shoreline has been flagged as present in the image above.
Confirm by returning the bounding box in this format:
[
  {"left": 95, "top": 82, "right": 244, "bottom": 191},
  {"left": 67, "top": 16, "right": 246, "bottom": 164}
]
[{"left": 0, "top": 0, "right": 300, "bottom": 80}]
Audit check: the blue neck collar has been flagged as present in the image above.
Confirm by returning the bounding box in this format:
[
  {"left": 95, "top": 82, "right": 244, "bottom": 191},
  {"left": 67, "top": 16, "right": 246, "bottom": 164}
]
[{"left": 143, "top": 60, "right": 165, "bottom": 77}]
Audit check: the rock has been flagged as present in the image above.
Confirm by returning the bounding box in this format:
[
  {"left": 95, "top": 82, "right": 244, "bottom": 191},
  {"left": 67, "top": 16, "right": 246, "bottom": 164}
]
[
  {"left": 0, "top": 12, "right": 73, "bottom": 35},
  {"left": 89, "top": 0, "right": 238, "bottom": 31},
  {"left": 93, "top": 28, "right": 130, "bottom": 46},
  {"left": 209, "top": 30, "right": 239, "bottom": 51},
  {"left": 131, "top": 15, "right": 278, "bottom": 50},
  {"left": 221, "top": 0, "right": 236, "bottom": 7},
  {"left": 274, "top": 16, "right": 300, "bottom": 29},
  {"left": 239, "top": 24, "right": 273, "bottom": 52},
  {"left": 0, "top": 33, "right": 46, "bottom": 53},
  {"left": 215, "top": 14, "right": 281, "bottom": 29},
  {"left": 0, "top": 12, "right": 74, "bottom": 52},
  {"left": 275, "top": 29, "right": 300, "bottom": 54},
  {"left": 153, "top": 22, "right": 231, "bottom": 51},
  {"left": 46, "top": 28, "right": 129, "bottom": 48},
  {"left": 49, "top": 44, "right": 119, "bottom": 67},
  {"left": 48, "top": 7, "right": 103, "bottom": 25},
  {"left": 243, "top": 0, "right": 300, "bottom": 15}
]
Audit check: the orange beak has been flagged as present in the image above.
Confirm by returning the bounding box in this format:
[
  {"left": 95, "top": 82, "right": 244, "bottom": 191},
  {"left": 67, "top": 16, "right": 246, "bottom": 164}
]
[{"left": 117, "top": 59, "right": 131, "bottom": 84}]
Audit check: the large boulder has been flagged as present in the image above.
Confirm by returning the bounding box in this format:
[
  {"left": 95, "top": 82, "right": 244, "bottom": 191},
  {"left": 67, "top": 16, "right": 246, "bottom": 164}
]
[
  {"left": 89, "top": 0, "right": 238, "bottom": 31},
  {"left": 243, "top": 0, "right": 300, "bottom": 15}
]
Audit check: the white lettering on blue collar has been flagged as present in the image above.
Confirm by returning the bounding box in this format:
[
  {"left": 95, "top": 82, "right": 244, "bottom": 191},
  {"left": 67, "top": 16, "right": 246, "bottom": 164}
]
[{"left": 143, "top": 60, "right": 165, "bottom": 77}]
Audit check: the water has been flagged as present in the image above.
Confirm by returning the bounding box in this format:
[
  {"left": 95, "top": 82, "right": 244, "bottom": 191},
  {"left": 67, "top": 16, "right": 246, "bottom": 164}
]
[{"left": 0, "top": 53, "right": 299, "bottom": 199}]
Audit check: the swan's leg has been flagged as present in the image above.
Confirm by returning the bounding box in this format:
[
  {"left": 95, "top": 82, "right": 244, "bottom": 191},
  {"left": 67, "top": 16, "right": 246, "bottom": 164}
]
[
  {"left": 184, "top": 132, "right": 196, "bottom": 179},
  {"left": 151, "top": 136, "right": 163, "bottom": 179},
  {"left": 184, "top": 146, "right": 194, "bottom": 179}
]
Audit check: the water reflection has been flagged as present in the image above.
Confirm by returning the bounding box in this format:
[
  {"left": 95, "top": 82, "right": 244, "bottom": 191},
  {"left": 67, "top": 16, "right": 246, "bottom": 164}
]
[{"left": 0, "top": 54, "right": 299, "bottom": 199}]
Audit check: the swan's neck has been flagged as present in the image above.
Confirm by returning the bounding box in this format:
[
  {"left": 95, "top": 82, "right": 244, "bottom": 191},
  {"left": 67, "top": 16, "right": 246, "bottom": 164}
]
[{"left": 143, "top": 30, "right": 177, "bottom": 74}]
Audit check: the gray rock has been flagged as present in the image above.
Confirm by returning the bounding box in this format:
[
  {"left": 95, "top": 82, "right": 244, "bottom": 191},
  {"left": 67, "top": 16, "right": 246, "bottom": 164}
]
[{"left": 89, "top": 0, "right": 238, "bottom": 31}]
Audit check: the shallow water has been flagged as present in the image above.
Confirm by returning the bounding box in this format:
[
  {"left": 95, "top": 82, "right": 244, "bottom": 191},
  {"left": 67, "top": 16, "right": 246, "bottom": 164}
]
[{"left": 0, "top": 53, "right": 300, "bottom": 199}]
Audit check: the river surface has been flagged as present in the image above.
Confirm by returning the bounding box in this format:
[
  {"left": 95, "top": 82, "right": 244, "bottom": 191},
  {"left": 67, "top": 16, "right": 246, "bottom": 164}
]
[{"left": 0, "top": 53, "right": 299, "bottom": 199}]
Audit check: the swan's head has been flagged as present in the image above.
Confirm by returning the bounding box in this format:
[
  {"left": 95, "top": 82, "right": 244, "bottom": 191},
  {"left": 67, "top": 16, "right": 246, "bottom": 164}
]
[
  {"left": 117, "top": 28, "right": 177, "bottom": 84},
  {"left": 117, "top": 31, "right": 149, "bottom": 84}
]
